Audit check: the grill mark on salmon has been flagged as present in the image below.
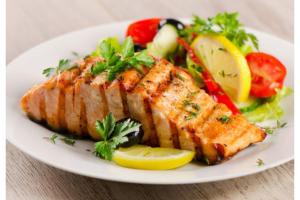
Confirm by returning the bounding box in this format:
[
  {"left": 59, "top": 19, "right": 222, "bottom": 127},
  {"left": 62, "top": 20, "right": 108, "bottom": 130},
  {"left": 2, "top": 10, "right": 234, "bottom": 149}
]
[{"left": 127, "top": 60, "right": 173, "bottom": 146}]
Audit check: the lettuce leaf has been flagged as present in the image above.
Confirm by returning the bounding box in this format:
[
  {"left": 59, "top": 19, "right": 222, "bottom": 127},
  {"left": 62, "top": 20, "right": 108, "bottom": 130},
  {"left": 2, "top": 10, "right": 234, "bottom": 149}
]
[
  {"left": 242, "top": 87, "right": 293, "bottom": 122},
  {"left": 91, "top": 37, "right": 120, "bottom": 57}
]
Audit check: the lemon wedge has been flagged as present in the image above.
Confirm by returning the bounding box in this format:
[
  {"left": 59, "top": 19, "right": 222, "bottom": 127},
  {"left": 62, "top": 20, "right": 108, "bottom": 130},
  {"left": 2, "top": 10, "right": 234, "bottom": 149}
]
[
  {"left": 112, "top": 145, "right": 195, "bottom": 170},
  {"left": 191, "top": 35, "right": 251, "bottom": 102}
]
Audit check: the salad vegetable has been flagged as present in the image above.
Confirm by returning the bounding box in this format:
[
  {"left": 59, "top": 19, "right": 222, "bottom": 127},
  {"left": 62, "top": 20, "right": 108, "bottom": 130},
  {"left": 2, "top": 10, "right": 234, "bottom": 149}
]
[
  {"left": 83, "top": 12, "right": 292, "bottom": 122},
  {"left": 180, "top": 12, "right": 259, "bottom": 55},
  {"left": 242, "top": 87, "right": 292, "bottom": 122},
  {"left": 126, "top": 18, "right": 161, "bottom": 46},
  {"left": 90, "top": 37, "right": 155, "bottom": 81},
  {"left": 94, "top": 113, "right": 142, "bottom": 160},
  {"left": 177, "top": 37, "right": 241, "bottom": 114},
  {"left": 246, "top": 52, "right": 287, "bottom": 98}
]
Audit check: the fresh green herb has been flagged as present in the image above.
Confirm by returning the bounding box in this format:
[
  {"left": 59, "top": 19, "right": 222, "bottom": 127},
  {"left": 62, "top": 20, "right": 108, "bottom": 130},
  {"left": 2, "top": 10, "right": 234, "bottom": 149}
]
[
  {"left": 186, "top": 56, "right": 204, "bottom": 87},
  {"left": 42, "top": 68, "right": 55, "bottom": 77},
  {"left": 42, "top": 59, "right": 76, "bottom": 77},
  {"left": 256, "top": 158, "right": 264, "bottom": 166},
  {"left": 120, "top": 37, "right": 134, "bottom": 58},
  {"left": 192, "top": 103, "right": 201, "bottom": 111},
  {"left": 45, "top": 134, "right": 58, "bottom": 144},
  {"left": 91, "top": 37, "right": 121, "bottom": 57},
  {"left": 262, "top": 120, "right": 287, "bottom": 135},
  {"left": 203, "top": 156, "right": 210, "bottom": 165},
  {"left": 183, "top": 99, "right": 201, "bottom": 111},
  {"left": 90, "top": 37, "right": 154, "bottom": 81},
  {"left": 181, "top": 12, "right": 259, "bottom": 54},
  {"left": 60, "top": 137, "right": 76, "bottom": 146},
  {"left": 94, "top": 113, "right": 141, "bottom": 160},
  {"left": 187, "top": 91, "right": 198, "bottom": 98},
  {"left": 218, "top": 70, "right": 237, "bottom": 78},
  {"left": 91, "top": 61, "right": 107, "bottom": 75},
  {"left": 72, "top": 51, "right": 80, "bottom": 58},
  {"left": 218, "top": 48, "right": 227, "bottom": 52},
  {"left": 185, "top": 111, "right": 198, "bottom": 120},
  {"left": 183, "top": 99, "right": 192, "bottom": 107},
  {"left": 217, "top": 115, "right": 231, "bottom": 123}
]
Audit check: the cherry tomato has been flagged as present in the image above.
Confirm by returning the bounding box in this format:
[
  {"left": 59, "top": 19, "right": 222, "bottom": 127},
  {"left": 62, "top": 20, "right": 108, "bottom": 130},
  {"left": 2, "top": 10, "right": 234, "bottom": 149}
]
[
  {"left": 126, "top": 18, "right": 161, "bottom": 46},
  {"left": 246, "top": 52, "right": 287, "bottom": 98}
]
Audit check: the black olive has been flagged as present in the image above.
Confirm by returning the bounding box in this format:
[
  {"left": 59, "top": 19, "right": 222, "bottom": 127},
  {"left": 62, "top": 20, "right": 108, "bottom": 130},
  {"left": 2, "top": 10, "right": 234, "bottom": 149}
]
[
  {"left": 134, "top": 44, "right": 145, "bottom": 52},
  {"left": 117, "top": 118, "right": 144, "bottom": 148},
  {"left": 158, "top": 18, "right": 185, "bottom": 31}
]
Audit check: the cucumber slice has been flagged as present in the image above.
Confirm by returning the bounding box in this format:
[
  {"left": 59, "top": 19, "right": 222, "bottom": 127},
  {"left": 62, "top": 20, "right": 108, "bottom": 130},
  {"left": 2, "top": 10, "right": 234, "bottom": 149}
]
[{"left": 147, "top": 24, "right": 178, "bottom": 58}]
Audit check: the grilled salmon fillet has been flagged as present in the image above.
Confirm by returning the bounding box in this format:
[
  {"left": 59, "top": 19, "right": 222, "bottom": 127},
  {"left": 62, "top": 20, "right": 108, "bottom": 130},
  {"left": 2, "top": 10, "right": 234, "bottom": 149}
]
[
  {"left": 20, "top": 57, "right": 266, "bottom": 164},
  {"left": 127, "top": 60, "right": 173, "bottom": 146}
]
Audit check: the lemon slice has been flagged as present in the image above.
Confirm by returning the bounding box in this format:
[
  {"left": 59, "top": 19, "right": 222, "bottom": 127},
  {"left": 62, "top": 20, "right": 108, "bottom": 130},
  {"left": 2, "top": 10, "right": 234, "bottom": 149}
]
[
  {"left": 191, "top": 35, "right": 251, "bottom": 102},
  {"left": 112, "top": 145, "right": 195, "bottom": 170}
]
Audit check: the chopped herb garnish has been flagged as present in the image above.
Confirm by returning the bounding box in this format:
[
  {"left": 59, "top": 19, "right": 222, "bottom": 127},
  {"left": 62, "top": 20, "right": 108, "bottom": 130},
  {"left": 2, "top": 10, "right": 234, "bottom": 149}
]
[
  {"left": 94, "top": 113, "right": 141, "bottom": 160},
  {"left": 187, "top": 91, "right": 198, "bottom": 98},
  {"left": 203, "top": 156, "right": 210, "bottom": 165},
  {"left": 42, "top": 59, "right": 76, "bottom": 77},
  {"left": 60, "top": 137, "right": 76, "bottom": 146},
  {"left": 217, "top": 115, "right": 231, "bottom": 123},
  {"left": 192, "top": 103, "right": 201, "bottom": 111},
  {"left": 42, "top": 68, "right": 55, "bottom": 78},
  {"left": 90, "top": 37, "right": 154, "bottom": 81},
  {"left": 72, "top": 51, "right": 80, "bottom": 58},
  {"left": 185, "top": 111, "right": 198, "bottom": 120},
  {"left": 218, "top": 48, "right": 227, "bottom": 52},
  {"left": 183, "top": 99, "right": 192, "bottom": 107},
  {"left": 256, "top": 158, "right": 264, "bottom": 166},
  {"left": 262, "top": 120, "right": 287, "bottom": 135},
  {"left": 44, "top": 134, "right": 58, "bottom": 144},
  {"left": 218, "top": 70, "right": 237, "bottom": 78}
]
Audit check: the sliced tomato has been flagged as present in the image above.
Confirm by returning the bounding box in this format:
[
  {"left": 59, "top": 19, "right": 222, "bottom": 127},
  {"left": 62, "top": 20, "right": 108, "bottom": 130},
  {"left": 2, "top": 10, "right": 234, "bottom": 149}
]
[
  {"left": 246, "top": 52, "right": 287, "bottom": 98},
  {"left": 126, "top": 18, "right": 161, "bottom": 46}
]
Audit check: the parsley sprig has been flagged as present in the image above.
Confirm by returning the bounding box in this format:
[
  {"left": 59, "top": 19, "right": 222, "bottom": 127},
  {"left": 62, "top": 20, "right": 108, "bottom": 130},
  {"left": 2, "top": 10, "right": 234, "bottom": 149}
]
[
  {"left": 94, "top": 113, "right": 141, "bottom": 160},
  {"left": 44, "top": 134, "right": 76, "bottom": 146},
  {"left": 262, "top": 120, "right": 287, "bottom": 135},
  {"left": 256, "top": 158, "right": 264, "bottom": 166},
  {"left": 181, "top": 12, "right": 259, "bottom": 54},
  {"left": 91, "top": 37, "right": 155, "bottom": 81},
  {"left": 43, "top": 59, "right": 77, "bottom": 77},
  {"left": 217, "top": 115, "right": 231, "bottom": 123}
]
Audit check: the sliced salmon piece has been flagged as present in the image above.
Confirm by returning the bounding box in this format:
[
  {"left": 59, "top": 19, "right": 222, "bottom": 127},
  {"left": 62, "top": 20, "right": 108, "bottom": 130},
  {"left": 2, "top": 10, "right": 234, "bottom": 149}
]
[
  {"left": 150, "top": 68, "right": 198, "bottom": 148},
  {"left": 104, "top": 69, "right": 146, "bottom": 121},
  {"left": 20, "top": 83, "right": 46, "bottom": 122},
  {"left": 175, "top": 89, "right": 216, "bottom": 152},
  {"left": 195, "top": 104, "right": 266, "bottom": 164},
  {"left": 127, "top": 60, "right": 173, "bottom": 146}
]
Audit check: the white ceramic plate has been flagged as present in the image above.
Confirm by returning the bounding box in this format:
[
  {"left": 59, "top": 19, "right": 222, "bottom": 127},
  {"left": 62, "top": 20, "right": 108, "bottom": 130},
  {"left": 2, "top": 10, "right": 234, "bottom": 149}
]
[{"left": 6, "top": 20, "right": 294, "bottom": 184}]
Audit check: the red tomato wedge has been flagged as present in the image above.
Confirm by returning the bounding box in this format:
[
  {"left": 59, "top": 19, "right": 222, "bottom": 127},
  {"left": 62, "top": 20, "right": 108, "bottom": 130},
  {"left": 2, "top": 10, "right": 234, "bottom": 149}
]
[
  {"left": 126, "top": 18, "right": 161, "bottom": 46},
  {"left": 246, "top": 52, "right": 287, "bottom": 98}
]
